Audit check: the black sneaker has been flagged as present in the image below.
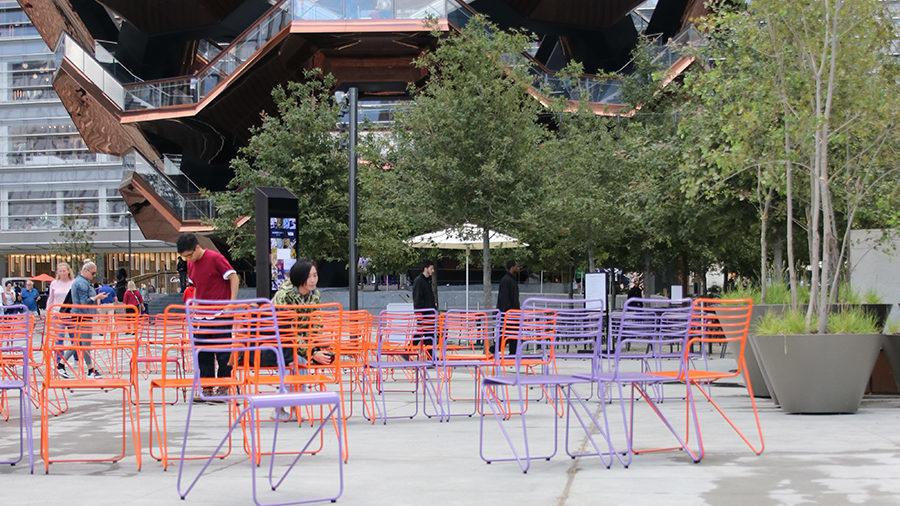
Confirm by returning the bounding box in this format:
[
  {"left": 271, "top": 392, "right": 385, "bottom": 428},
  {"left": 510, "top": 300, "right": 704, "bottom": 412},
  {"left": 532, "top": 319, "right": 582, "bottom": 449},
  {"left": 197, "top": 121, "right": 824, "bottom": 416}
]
[
  {"left": 57, "top": 364, "right": 71, "bottom": 379},
  {"left": 87, "top": 368, "right": 103, "bottom": 379}
]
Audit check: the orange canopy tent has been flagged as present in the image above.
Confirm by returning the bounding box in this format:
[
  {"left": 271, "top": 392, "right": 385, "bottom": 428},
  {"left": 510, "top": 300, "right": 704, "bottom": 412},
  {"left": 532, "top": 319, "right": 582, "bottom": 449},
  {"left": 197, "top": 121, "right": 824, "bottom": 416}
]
[{"left": 29, "top": 273, "right": 55, "bottom": 283}]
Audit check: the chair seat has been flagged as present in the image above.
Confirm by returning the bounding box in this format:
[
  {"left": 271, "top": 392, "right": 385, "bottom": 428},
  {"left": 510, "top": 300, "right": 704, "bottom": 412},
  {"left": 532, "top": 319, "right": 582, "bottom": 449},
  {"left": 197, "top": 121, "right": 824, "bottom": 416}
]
[
  {"left": 484, "top": 374, "right": 594, "bottom": 387},
  {"left": 150, "top": 377, "right": 238, "bottom": 388},
  {"left": 0, "top": 379, "right": 26, "bottom": 388},
  {"left": 248, "top": 391, "right": 340, "bottom": 409},
  {"left": 47, "top": 378, "right": 132, "bottom": 388},
  {"left": 649, "top": 369, "right": 734, "bottom": 382},
  {"left": 585, "top": 371, "right": 674, "bottom": 384},
  {"left": 248, "top": 373, "right": 333, "bottom": 386},
  {"left": 443, "top": 353, "right": 493, "bottom": 362},
  {"left": 137, "top": 355, "right": 180, "bottom": 363},
  {"left": 368, "top": 359, "right": 433, "bottom": 368}
]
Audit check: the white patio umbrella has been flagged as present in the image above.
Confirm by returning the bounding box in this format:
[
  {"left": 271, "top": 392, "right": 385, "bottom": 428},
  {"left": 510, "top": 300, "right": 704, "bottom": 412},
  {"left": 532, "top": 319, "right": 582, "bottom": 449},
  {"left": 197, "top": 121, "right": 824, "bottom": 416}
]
[{"left": 406, "top": 223, "right": 527, "bottom": 310}]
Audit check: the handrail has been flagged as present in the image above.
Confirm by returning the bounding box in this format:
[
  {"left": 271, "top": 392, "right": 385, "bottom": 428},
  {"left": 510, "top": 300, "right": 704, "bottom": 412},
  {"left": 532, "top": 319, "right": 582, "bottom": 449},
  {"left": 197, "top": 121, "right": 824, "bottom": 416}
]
[
  {"left": 121, "top": 0, "right": 453, "bottom": 111},
  {"left": 124, "top": 151, "right": 216, "bottom": 222}
]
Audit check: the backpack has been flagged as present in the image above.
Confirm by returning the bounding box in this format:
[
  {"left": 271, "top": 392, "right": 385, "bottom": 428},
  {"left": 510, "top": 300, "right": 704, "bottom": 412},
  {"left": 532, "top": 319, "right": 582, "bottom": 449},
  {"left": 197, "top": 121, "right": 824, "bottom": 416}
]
[{"left": 59, "top": 289, "right": 73, "bottom": 313}]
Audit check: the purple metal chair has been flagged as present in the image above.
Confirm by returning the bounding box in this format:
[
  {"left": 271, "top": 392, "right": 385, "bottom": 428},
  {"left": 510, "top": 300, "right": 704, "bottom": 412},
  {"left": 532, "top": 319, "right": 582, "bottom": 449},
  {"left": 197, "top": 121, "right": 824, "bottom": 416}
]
[
  {"left": 586, "top": 297, "right": 701, "bottom": 466},
  {"left": 364, "top": 309, "right": 443, "bottom": 424},
  {"left": 479, "top": 308, "right": 613, "bottom": 473},
  {"left": 177, "top": 298, "right": 343, "bottom": 505},
  {"left": 0, "top": 306, "right": 33, "bottom": 473},
  {"left": 436, "top": 309, "right": 501, "bottom": 421},
  {"left": 521, "top": 297, "right": 605, "bottom": 399}
]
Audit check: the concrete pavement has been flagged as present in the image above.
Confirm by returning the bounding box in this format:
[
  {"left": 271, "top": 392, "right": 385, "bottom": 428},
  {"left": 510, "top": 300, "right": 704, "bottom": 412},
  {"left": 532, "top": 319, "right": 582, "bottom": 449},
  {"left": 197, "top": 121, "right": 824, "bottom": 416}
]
[{"left": 3, "top": 355, "right": 900, "bottom": 505}]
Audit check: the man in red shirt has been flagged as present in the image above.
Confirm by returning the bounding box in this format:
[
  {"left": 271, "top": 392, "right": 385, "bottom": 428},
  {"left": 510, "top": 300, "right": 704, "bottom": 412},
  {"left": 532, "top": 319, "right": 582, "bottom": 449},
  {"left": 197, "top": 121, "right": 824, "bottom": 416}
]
[{"left": 177, "top": 233, "right": 239, "bottom": 395}]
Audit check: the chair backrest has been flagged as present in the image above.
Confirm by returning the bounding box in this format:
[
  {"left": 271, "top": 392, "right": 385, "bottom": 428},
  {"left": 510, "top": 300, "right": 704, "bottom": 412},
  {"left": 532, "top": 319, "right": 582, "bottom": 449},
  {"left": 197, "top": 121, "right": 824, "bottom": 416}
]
[
  {"left": 502, "top": 309, "right": 558, "bottom": 377},
  {"left": 44, "top": 303, "right": 140, "bottom": 379},
  {"left": 375, "top": 308, "right": 438, "bottom": 358},
  {"left": 689, "top": 298, "right": 753, "bottom": 369},
  {"left": 339, "top": 309, "right": 371, "bottom": 357},
  {"left": 610, "top": 297, "right": 694, "bottom": 375},
  {"left": 0, "top": 307, "right": 31, "bottom": 386},
  {"left": 274, "top": 302, "right": 343, "bottom": 381},
  {"left": 440, "top": 309, "right": 501, "bottom": 361},
  {"left": 522, "top": 297, "right": 604, "bottom": 353},
  {"left": 185, "top": 298, "right": 284, "bottom": 390}
]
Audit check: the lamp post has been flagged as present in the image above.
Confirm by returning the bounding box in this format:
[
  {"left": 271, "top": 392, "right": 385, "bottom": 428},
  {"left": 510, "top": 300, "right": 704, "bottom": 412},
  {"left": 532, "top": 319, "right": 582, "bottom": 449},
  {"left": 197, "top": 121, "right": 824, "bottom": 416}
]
[
  {"left": 126, "top": 211, "right": 132, "bottom": 273},
  {"left": 337, "top": 87, "right": 359, "bottom": 311}
]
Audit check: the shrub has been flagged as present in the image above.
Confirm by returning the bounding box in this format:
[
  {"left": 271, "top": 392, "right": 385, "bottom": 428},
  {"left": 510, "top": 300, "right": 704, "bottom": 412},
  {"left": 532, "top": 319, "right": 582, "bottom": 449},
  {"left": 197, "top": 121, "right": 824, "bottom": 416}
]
[{"left": 754, "top": 307, "right": 879, "bottom": 335}]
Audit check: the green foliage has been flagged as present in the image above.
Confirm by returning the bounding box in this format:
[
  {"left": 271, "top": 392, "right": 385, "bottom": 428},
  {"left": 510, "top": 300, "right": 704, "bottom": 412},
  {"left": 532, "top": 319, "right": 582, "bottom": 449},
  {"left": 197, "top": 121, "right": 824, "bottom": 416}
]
[
  {"left": 827, "top": 309, "right": 879, "bottom": 335},
  {"left": 50, "top": 205, "right": 95, "bottom": 260},
  {"left": 863, "top": 289, "right": 883, "bottom": 305},
  {"left": 837, "top": 284, "right": 861, "bottom": 305},
  {"left": 208, "top": 69, "right": 348, "bottom": 262},
  {"left": 755, "top": 307, "right": 879, "bottom": 334},
  {"left": 378, "top": 15, "right": 548, "bottom": 303},
  {"left": 755, "top": 309, "right": 810, "bottom": 335},
  {"left": 727, "top": 280, "right": 810, "bottom": 305}
]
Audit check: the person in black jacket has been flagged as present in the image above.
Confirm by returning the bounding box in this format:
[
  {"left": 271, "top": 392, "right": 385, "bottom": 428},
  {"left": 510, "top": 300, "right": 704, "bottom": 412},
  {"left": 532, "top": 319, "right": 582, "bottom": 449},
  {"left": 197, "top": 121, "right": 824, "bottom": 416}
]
[
  {"left": 497, "top": 260, "right": 520, "bottom": 356},
  {"left": 412, "top": 259, "right": 436, "bottom": 311},
  {"left": 412, "top": 259, "right": 436, "bottom": 352}
]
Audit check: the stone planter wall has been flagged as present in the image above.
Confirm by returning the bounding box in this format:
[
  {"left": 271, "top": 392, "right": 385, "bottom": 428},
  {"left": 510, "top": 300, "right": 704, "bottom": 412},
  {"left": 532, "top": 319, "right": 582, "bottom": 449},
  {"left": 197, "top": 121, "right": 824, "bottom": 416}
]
[{"left": 750, "top": 333, "right": 882, "bottom": 414}]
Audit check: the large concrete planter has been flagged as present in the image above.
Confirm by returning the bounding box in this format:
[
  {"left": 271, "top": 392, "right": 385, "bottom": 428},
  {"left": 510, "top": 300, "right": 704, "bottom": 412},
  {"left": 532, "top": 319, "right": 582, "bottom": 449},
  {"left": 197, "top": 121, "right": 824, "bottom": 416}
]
[
  {"left": 882, "top": 334, "right": 900, "bottom": 392},
  {"left": 744, "top": 304, "right": 892, "bottom": 399},
  {"left": 750, "top": 333, "right": 882, "bottom": 414}
]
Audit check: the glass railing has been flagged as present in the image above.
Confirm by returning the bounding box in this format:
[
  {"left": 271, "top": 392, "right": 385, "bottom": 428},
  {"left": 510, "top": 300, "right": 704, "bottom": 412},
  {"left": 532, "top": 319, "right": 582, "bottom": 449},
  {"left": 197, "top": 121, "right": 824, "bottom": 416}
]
[
  {"left": 122, "top": 0, "right": 457, "bottom": 110},
  {"left": 124, "top": 151, "right": 215, "bottom": 222},
  {"left": 54, "top": 32, "right": 126, "bottom": 108},
  {"left": 448, "top": 1, "right": 703, "bottom": 106}
]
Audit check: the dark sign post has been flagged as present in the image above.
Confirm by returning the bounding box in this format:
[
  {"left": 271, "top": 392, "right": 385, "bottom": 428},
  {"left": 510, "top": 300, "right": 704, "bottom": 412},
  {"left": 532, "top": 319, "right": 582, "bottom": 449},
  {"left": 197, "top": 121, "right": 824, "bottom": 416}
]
[{"left": 255, "top": 186, "right": 299, "bottom": 299}]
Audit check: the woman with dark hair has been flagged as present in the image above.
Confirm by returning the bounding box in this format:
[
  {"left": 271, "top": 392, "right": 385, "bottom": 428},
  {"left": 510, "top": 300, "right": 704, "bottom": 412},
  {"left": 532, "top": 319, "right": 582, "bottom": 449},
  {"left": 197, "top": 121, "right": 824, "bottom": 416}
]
[
  {"left": 269, "top": 259, "right": 333, "bottom": 420},
  {"left": 115, "top": 268, "right": 128, "bottom": 303},
  {"left": 272, "top": 259, "right": 317, "bottom": 305}
]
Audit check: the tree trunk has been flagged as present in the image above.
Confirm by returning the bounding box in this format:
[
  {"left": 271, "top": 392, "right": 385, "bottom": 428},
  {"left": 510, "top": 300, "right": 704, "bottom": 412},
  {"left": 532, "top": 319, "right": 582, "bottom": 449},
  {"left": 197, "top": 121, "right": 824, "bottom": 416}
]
[
  {"left": 482, "top": 228, "right": 492, "bottom": 310},
  {"left": 806, "top": 150, "right": 821, "bottom": 333},
  {"left": 759, "top": 185, "right": 774, "bottom": 303},
  {"left": 785, "top": 122, "right": 799, "bottom": 311}
]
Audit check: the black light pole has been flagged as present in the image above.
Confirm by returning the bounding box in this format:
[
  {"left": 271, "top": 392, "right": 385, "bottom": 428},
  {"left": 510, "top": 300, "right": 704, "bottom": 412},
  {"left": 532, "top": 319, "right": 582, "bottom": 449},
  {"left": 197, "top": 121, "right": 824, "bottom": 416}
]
[
  {"left": 348, "top": 87, "right": 358, "bottom": 311},
  {"left": 126, "top": 211, "right": 132, "bottom": 272}
]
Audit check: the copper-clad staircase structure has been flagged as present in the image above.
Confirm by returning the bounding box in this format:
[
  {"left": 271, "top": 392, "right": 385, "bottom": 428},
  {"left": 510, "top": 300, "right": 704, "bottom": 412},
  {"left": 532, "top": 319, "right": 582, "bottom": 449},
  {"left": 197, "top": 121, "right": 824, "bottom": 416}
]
[{"left": 20, "top": 0, "right": 704, "bottom": 242}]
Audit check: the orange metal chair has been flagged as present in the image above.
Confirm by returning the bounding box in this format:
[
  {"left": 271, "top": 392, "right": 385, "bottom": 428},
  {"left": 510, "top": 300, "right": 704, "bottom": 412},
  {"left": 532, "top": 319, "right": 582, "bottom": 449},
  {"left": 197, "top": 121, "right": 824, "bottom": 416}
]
[
  {"left": 147, "top": 305, "right": 235, "bottom": 470},
  {"left": 334, "top": 309, "right": 373, "bottom": 420},
  {"left": 41, "top": 303, "right": 142, "bottom": 473},
  {"left": 650, "top": 298, "right": 762, "bottom": 460},
  {"left": 488, "top": 309, "right": 560, "bottom": 419}
]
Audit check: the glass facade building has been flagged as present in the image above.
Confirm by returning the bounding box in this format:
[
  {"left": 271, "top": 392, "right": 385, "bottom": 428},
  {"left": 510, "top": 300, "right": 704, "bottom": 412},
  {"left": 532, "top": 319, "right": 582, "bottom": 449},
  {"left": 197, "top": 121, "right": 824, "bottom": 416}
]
[{"left": 0, "top": 1, "right": 174, "bottom": 287}]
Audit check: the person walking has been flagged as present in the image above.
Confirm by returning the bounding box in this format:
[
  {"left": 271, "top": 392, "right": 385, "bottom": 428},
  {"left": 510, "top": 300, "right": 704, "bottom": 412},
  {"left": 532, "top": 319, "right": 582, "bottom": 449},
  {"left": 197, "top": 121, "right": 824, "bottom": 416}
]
[
  {"left": 115, "top": 268, "right": 128, "bottom": 303},
  {"left": 2, "top": 281, "right": 21, "bottom": 314},
  {"left": 96, "top": 278, "right": 117, "bottom": 316},
  {"left": 177, "top": 233, "right": 239, "bottom": 397},
  {"left": 627, "top": 278, "right": 644, "bottom": 307},
  {"left": 411, "top": 259, "right": 437, "bottom": 352},
  {"left": 48, "top": 262, "right": 76, "bottom": 377},
  {"left": 123, "top": 281, "right": 144, "bottom": 313},
  {"left": 412, "top": 259, "right": 436, "bottom": 311},
  {"left": 20, "top": 280, "right": 41, "bottom": 315},
  {"left": 177, "top": 257, "right": 188, "bottom": 293},
  {"left": 496, "top": 260, "right": 521, "bottom": 356},
  {"left": 68, "top": 261, "right": 109, "bottom": 378}
]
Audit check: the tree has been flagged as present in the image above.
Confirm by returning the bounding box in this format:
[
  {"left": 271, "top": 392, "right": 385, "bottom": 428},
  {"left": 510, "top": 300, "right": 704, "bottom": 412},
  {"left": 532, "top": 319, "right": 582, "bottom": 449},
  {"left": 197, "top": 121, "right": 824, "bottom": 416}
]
[
  {"left": 684, "top": 0, "right": 900, "bottom": 331},
  {"left": 208, "top": 69, "right": 348, "bottom": 262},
  {"left": 384, "top": 16, "right": 548, "bottom": 308},
  {"left": 51, "top": 204, "right": 95, "bottom": 261}
]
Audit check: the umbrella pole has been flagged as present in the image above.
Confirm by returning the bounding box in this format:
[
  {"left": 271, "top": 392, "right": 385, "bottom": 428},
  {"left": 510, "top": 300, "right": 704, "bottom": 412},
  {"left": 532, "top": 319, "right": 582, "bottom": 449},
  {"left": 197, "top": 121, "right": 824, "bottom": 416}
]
[{"left": 465, "top": 249, "right": 470, "bottom": 311}]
